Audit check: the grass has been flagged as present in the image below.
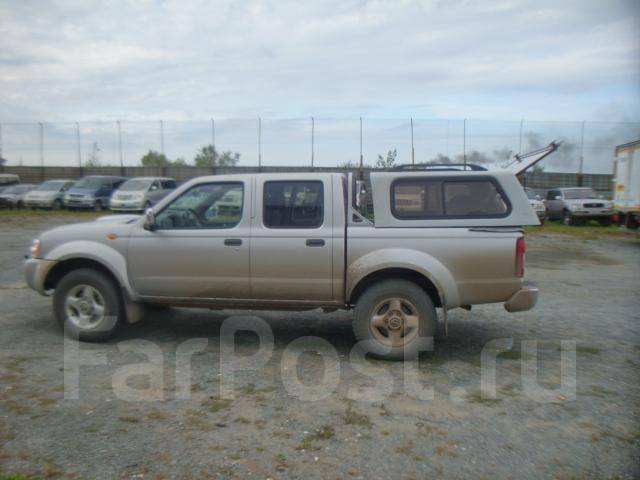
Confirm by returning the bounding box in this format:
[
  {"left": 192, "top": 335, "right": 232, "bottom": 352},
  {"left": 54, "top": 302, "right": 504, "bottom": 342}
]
[
  {"left": 575, "top": 345, "right": 601, "bottom": 355},
  {"left": 296, "top": 425, "right": 335, "bottom": 450},
  {"left": 466, "top": 391, "right": 503, "bottom": 406},
  {"left": 343, "top": 403, "right": 373, "bottom": 429},
  {"left": 525, "top": 220, "right": 639, "bottom": 241}
]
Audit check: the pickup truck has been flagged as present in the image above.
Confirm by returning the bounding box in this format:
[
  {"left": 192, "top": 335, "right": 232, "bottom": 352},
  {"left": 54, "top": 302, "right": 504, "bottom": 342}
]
[{"left": 25, "top": 169, "right": 540, "bottom": 359}]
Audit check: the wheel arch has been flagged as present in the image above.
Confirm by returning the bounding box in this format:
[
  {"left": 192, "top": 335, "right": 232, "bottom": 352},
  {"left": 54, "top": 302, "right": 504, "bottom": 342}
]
[{"left": 346, "top": 249, "right": 460, "bottom": 309}]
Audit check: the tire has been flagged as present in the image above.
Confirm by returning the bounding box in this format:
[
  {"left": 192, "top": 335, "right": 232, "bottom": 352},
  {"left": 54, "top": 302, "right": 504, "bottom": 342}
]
[
  {"left": 16, "top": 201, "right": 23, "bottom": 209},
  {"left": 539, "top": 216, "right": 545, "bottom": 225},
  {"left": 144, "top": 201, "right": 152, "bottom": 211},
  {"left": 94, "top": 200, "right": 103, "bottom": 212},
  {"left": 53, "top": 268, "right": 123, "bottom": 342},
  {"left": 598, "top": 217, "right": 612, "bottom": 227},
  {"left": 52, "top": 199, "right": 62, "bottom": 211},
  {"left": 352, "top": 279, "right": 436, "bottom": 360},
  {"left": 563, "top": 210, "right": 575, "bottom": 226}
]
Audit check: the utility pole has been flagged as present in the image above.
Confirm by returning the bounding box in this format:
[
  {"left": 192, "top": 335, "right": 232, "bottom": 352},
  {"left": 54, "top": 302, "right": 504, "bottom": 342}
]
[
  {"left": 117, "top": 120, "right": 124, "bottom": 174},
  {"left": 410, "top": 117, "right": 415, "bottom": 165},
  {"left": 258, "top": 117, "right": 262, "bottom": 169},
  {"left": 159, "top": 120, "right": 165, "bottom": 155},
  {"left": 311, "top": 117, "right": 315, "bottom": 168},
  {"left": 75, "top": 122, "right": 82, "bottom": 169}
]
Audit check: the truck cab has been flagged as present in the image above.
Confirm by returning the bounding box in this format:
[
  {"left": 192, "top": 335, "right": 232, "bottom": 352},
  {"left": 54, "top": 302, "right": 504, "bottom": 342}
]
[{"left": 25, "top": 169, "right": 539, "bottom": 360}]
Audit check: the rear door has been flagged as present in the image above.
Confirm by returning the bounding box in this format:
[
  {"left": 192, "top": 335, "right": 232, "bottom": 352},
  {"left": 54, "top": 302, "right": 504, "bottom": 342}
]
[{"left": 250, "top": 176, "right": 334, "bottom": 301}]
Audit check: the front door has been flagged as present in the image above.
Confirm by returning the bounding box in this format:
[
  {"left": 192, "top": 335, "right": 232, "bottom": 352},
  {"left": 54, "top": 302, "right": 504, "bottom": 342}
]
[
  {"left": 128, "top": 180, "right": 251, "bottom": 299},
  {"left": 250, "top": 177, "right": 333, "bottom": 301},
  {"left": 545, "top": 189, "right": 562, "bottom": 218}
]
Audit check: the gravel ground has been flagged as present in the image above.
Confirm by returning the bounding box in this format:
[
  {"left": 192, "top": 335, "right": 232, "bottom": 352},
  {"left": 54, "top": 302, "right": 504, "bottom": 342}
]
[{"left": 0, "top": 214, "right": 639, "bottom": 479}]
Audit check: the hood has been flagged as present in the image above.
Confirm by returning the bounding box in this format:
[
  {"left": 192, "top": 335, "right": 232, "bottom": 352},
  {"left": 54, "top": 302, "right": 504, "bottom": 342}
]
[
  {"left": 25, "top": 191, "right": 55, "bottom": 199},
  {"left": 66, "top": 187, "right": 99, "bottom": 195},
  {"left": 95, "top": 214, "right": 142, "bottom": 223}
]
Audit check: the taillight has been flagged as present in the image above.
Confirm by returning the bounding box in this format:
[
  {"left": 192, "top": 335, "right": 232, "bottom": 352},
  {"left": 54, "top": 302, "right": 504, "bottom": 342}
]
[{"left": 515, "top": 237, "right": 525, "bottom": 277}]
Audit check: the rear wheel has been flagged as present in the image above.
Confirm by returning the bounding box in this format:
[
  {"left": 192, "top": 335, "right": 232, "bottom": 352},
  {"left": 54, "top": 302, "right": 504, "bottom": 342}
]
[
  {"left": 53, "top": 268, "right": 123, "bottom": 342},
  {"left": 353, "top": 279, "right": 436, "bottom": 360},
  {"left": 52, "top": 199, "right": 62, "bottom": 210}
]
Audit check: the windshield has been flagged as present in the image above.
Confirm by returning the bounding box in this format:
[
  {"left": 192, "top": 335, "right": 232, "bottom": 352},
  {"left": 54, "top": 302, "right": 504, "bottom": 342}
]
[
  {"left": 2, "top": 185, "right": 28, "bottom": 194},
  {"left": 34, "top": 181, "right": 66, "bottom": 192},
  {"left": 119, "top": 179, "right": 153, "bottom": 191},
  {"left": 73, "top": 177, "right": 105, "bottom": 189},
  {"left": 524, "top": 188, "right": 538, "bottom": 200},
  {"left": 564, "top": 188, "right": 598, "bottom": 199}
]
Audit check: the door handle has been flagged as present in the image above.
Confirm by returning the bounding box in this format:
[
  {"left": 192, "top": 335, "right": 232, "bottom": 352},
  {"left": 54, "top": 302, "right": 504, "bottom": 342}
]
[
  {"left": 224, "top": 239, "right": 242, "bottom": 246},
  {"left": 306, "top": 239, "right": 325, "bottom": 247}
]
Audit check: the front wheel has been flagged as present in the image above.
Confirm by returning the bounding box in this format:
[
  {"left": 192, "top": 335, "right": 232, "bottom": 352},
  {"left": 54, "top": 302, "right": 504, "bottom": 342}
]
[
  {"left": 352, "top": 279, "right": 436, "bottom": 360},
  {"left": 563, "top": 211, "right": 576, "bottom": 226},
  {"left": 52, "top": 199, "right": 62, "bottom": 210},
  {"left": 94, "top": 200, "right": 103, "bottom": 212},
  {"left": 53, "top": 269, "right": 123, "bottom": 342}
]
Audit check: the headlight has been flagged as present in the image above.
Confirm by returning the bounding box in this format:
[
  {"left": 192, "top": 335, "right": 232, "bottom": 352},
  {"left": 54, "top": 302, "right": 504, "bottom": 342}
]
[{"left": 29, "top": 239, "right": 41, "bottom": 258}]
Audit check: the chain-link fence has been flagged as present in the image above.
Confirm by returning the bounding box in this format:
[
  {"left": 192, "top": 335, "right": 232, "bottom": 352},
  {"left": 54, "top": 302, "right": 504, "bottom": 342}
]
[{"left": 0, "top": 119, "right": 638, "bottom": 173}]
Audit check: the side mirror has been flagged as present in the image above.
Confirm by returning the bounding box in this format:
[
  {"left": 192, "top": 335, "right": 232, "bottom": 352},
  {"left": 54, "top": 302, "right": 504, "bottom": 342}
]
[
  {"left": 150, "top": 184, "right": 159, "bottom": 191},
  {"left": 536, "top": 195, "right": 541, "bottom": 200},
  {"left": 555, "top": 195, "right": 562, "bottom": 200},
  {"left": 143, "top": 208, "right": 157, "bottom": 231}
]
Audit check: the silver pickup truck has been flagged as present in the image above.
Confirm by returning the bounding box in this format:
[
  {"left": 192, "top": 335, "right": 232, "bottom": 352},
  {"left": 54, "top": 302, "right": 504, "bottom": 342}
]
[{"left": 25, "top": 169, "right": 539, "bottom": 359}]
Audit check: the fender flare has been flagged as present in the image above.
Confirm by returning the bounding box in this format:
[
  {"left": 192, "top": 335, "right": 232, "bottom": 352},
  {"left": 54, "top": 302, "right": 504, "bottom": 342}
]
[
  {"left": 45, "top": 240, "right": 139, "bottom": 301},
  {"left": 346, "top": 248, "right": 460, "bottom": 309}
]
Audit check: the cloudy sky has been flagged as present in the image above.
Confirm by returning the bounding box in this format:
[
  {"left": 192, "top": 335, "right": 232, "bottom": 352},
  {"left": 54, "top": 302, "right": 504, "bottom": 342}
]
[{"left": 1, "top": 0, "right": 639, "bottom": 122}]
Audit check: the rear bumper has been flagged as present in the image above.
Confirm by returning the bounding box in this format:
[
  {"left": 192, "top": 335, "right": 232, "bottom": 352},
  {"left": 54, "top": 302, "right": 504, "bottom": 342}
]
[{"left": 504, "top": 282, "right": 538, "bottom": 312}]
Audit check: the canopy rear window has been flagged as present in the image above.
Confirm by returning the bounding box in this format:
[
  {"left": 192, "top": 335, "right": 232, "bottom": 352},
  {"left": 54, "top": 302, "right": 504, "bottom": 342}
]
[{"left": 391, "top": 177, "right": 510, "bottom": 220}]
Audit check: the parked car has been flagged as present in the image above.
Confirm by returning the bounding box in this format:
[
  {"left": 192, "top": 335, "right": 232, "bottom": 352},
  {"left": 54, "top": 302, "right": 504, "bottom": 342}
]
[
  {"left": 23, "top": 180, "right": 74, "bottom": 210},
  {"left": 524, "top": 187, "right": 546, "bottom": 224},
  {"left": 110, "top": 177, "right": 177, "bottom": 212},
  {"left": 0, "top": 184, "right": 36, "bottom": 208},
  {"left": 25, "top": 168, "right": 540, "bottom": 360},
  {"left": 0, "top": 174, "right": 20, "bottom": 194},
  {"left": 63, "top": 176, "right": 127, "bottom": 211},
  {"left": 544, "top": 187, "right": 614, "bottom": 226}
]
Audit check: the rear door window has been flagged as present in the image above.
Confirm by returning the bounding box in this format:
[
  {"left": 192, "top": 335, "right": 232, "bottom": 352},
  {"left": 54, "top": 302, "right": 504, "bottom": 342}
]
[{"left": 263, "top": 181, "right": 323, "bottom": 228}]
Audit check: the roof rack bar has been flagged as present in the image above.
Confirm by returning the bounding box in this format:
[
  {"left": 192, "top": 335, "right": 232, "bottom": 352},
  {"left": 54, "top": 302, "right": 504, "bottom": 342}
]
[{"left": 390, "top": 163, "right": 488, "bottom": 171}]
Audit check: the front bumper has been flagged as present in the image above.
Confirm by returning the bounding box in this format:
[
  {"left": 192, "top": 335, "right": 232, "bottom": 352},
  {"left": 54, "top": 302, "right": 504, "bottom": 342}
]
[
  {"left": 569, "top": 208, "right": 613, "bottom": 218},
  {"left": 110, "top": 200, "right": 145, "bottom": 211},
  {"left": 24, "top": 199, "right": 54, "bottom": 208},
  {"left": 504, "top": 282, "right": 538, "bottom": 312},
  {"left": 25, "top": 258, "right": 57, "bottom": 295},
  {"left": 64, "top": 198, "right": 96, "bottom": 208}
]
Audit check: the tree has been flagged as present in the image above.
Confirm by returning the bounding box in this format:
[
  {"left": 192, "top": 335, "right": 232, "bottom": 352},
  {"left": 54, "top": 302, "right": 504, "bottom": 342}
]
[
  {"left": 140, "top": 150, "right": 171, "bottom": 167},
  {"left": 375, "top": 149, "right": 397, "bottom": 169},
  {"left": 84, "top": 142, "right": 102, "bottom": 167},
  {"left": 193, "top": 145, "right": 240, "bottom": 168}
]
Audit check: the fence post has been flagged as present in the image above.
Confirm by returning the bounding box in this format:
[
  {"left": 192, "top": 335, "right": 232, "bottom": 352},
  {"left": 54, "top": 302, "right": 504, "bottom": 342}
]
[
  {"left": 117, "top": 120, "right": 124, "bottom": 176},
  {"left": 462, "top": 118, "right": 467, "bottom": 168},
  {"left": 410, "top": 117, "right": 415, "bottom": 165},
  {"left": 159, "top": 120, "right": 165, "bottom": 155},
  {"left": 358, "top": 117, "right": 363, "bottom": 180},
  {"left": 39, "top": 122, "right": 45, "bottom": 181},
  {"left": 75, "top": 122, "right": 82, "bottom": 177},
  {"left": 311, "top": 116, "right": 315, "bottom": 168},
  {"left": 258, "top": 117, "right": 262, "bottom": 171},
  {"left": 211, "top": 118, "right": 216, "bottom": 175},
  {"left": 577, "top": 121, "right": 585, "bottom": 187},
  {"left": 0, "top": 122, "right": 3, "bottom": 171}
]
